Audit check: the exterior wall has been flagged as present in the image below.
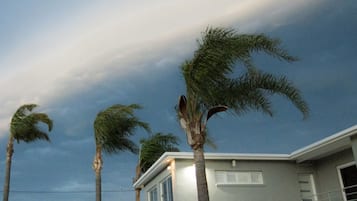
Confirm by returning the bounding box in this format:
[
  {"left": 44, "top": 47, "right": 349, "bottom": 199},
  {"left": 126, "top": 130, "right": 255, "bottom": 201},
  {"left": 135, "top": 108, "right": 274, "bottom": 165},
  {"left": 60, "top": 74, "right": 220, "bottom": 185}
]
[
  {"left": 173, "top": 159, "right": 305, "bottom": 201},
  {"left": 141, "top": 148, "right": 356, "bottom": 201},
  {"left": 172, "top": 159, "right": 197, "bottom": 201},
  {"left": 314, "top": 148, "right": 355, "bottom": 201}
]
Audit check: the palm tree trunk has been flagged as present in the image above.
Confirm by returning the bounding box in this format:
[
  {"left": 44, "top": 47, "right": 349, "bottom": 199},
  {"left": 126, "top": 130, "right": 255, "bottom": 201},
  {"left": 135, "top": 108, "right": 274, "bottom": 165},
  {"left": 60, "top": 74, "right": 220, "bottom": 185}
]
[
  {"left": 193, "top": 146, "right": 210, "bottom": 201},
  {"left": 95, "top": 170, "right": 101, "bottom": 201},
  {"left": 135, "top": 188, "right": 141, "bottom": 201},
  {"left": 134, "top": 164, "right": 141, "bottom": 201},
  {"left": 3, "top": 136, "right": 14, "bottom": 201},
  {"left": 93, "top": 147, "right": 103, "bottom": 201}
]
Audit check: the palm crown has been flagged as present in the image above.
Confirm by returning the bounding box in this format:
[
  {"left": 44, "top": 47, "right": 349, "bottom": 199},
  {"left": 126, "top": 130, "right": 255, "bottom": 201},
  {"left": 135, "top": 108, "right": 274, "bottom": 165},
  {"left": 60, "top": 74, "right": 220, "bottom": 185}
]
[
  {"left": 94, "top": 104, "right": 150, "bottom": 154},
  {"left": 139, "top": 133, "right": 179, "bottom": 172},
  {"left": 182, "top": 27, "right": 308, "bottom": 116},
  {"left": 179, "top": 27, "right": 309, "bottom": 140},
  {"left": 11, "top": 104, "right": 53, "bottom": 143}
]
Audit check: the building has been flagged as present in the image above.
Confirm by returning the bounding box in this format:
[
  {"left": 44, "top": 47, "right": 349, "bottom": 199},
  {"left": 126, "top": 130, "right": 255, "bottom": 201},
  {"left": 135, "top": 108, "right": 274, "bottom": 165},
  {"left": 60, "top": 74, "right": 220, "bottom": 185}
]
[{"left": 133, "top": 125, "right": 357, "bottom": 201}]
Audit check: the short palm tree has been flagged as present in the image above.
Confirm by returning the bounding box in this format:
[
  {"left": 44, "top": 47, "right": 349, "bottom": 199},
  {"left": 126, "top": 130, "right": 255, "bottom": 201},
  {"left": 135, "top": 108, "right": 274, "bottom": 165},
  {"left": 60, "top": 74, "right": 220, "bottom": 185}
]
[
  {"left": 3, "top": 104, "right": 53, "bottom": 201},
  {"left": 177, "top": 27, "right": 309, "bottom": 201},
  {"left": 134, "top": 132, "right": 180, "bottom": 201},
  {"left": 93, "top": 104, "right": 150, "bottom": 201}
]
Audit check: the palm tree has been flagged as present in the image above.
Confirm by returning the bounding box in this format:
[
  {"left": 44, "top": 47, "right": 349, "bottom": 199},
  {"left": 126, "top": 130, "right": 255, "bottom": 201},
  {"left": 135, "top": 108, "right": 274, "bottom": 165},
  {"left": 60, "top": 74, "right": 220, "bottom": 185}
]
[
  {"left": 93, "top": 104, "right": 150, "bottom": 201},
  {"left": 134, "top": 132, "right": 180, "bottom": 201},
  {"left": 3, "top": 104, "right": 53, "bottom": 201},
  {"left": 177, "top": 27, "right": 309, "bottom": 201}
]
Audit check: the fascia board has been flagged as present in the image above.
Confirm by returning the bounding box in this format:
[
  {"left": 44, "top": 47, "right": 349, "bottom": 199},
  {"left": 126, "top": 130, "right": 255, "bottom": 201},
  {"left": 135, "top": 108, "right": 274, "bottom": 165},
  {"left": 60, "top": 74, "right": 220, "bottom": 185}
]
[
  {"left": 133, "top": 152, "right": 194, "bottom": 188},
  {"left": 202, "top": 153, "right": 290, "bottom": 160},
  {"left": 290, "top": 125, "right": 357, "bottom": 160},
  {"left": 157, "top": 152, "right": 290, "bottom": 160},
  {"left": 133, "top": 152, "right": 170, "bottom": 188}
]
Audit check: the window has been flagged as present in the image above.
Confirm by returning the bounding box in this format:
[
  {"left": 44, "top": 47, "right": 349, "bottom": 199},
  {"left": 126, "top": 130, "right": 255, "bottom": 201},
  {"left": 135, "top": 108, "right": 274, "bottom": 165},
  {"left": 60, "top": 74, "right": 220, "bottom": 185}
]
[
  {"left": 161, "top": 176, "right": 173, "bottom": 201},
  {"left": 148, "top": 187, "right": 158, "bottom": 201},
  {"left": 215, "top": 171, "right": 264, "bottom": 185},
  {"left": 337, "top": 162, "right": 357, "bottom": 201}
]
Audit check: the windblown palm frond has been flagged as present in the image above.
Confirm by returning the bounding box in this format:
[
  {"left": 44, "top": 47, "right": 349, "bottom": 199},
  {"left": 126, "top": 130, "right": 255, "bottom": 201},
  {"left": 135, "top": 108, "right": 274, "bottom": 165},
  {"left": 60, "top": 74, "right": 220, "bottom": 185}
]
[
  {"left": 182, "top": 27, "right": 308, "bottom": 118},
  {"left": 207, "top": 70, "right": 309, "bottom": 118},
  {"left": 94, "top": 104, "right": 150, "bottom": 155},
  {"left": 10, "top": 104, "right": 53, "bottom": 143},
  {"left": 139, "top": 133, "right": 179, "bottom": 172}
]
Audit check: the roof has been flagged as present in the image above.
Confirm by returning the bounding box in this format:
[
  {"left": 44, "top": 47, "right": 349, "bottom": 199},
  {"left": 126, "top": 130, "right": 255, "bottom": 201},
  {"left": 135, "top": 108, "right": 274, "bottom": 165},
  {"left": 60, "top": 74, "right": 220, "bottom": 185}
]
[
  {"left": 290, "top": 125, "right": 357, "bottom": 162},
  {"left": 133, "top": 124, "right": 357, "bottom": 188}
]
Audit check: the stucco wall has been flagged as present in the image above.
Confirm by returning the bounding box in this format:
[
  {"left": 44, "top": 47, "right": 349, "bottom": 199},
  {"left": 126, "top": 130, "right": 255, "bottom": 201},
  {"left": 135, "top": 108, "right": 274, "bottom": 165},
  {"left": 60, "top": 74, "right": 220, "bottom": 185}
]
[
  {"left": 314, "top": 148, "right": 354, "bottom": 201},
  {"left": 142, "top": 149, "right": 355, "bottom": 201},
  {"left": 174, "top": 159, "right": 303, "bottom": 201}
]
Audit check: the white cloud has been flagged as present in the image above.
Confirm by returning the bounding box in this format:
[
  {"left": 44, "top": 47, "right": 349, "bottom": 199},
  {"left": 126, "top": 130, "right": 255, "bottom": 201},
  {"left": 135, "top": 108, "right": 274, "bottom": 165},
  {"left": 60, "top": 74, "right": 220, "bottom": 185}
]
[
  {"left": 0, "top": 118, "right": 10, "bottom": 135},
  {"left": 24, "top": 147, "right": 69, "bottom": 157},
  {"left": 59, "top": 138, "right": 92, "bottom": 148},
  {"left": 0, "top": 0, "right": 319, "bottom": 138},
  {"left": 52, "top": 180, "right": 93, "bottom": 192}
]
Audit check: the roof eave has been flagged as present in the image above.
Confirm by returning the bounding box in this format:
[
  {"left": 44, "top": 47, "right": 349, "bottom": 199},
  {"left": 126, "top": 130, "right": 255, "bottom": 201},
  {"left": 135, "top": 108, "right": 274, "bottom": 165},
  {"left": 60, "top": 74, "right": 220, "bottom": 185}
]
[{"left": 290, "top": 125, "right": 357, "bottom": 161}]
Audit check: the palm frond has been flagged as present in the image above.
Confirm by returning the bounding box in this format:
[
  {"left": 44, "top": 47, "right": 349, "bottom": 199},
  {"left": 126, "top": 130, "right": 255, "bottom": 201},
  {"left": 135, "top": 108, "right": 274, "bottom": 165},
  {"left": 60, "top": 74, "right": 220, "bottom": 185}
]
[
  {"left": 234, "top": 34, "right": 298, "bottom": 62},
  {"left": 139, "top": 132, "right": 180, "bottom": 172},
  {"left": 12, "top": 104, "right": 37, "bottom": 117},
  {"left": 103, "top": 137, "right": 139, "bottom": 154},
  {"left": 94, "top": 104, "right": 150, "bottom": 155},
  {"left": 206, "top": 75, "right": 274, "bottom": 116},
  {"left": 28, "top": 113, "right": 53, "bottom": 131},
  {"left": 206, "top": 106, "right": 228, "bottom": 121},
  {"left": 181, "top": 27, "right": 308, "bottom": 119},
  {"left": 21, "top": 129, "right": 50, "bottom": 143},
  {"left": 10, "top": 104, "right": 53, "bottom": 143},
  {"left": 184, "top": 28, "right": 300, "bottom": 97},
  {"left": 236, "top": 71, "right": 309, "bottom": 118}
]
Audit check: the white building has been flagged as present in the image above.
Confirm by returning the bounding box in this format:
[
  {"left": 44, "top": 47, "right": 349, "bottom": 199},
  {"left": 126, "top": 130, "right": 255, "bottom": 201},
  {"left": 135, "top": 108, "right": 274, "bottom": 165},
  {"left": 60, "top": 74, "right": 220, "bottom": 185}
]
[{"left": 133, "top": 125, "right": 357, "bottom": 201}]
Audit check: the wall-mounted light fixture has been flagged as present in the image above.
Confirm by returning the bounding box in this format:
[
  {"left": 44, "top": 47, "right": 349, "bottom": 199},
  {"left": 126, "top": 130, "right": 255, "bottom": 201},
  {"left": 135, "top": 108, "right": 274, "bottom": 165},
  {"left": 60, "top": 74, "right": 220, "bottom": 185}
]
[{"left": 232, "top": 160, "right": 236, "bottom": 167}]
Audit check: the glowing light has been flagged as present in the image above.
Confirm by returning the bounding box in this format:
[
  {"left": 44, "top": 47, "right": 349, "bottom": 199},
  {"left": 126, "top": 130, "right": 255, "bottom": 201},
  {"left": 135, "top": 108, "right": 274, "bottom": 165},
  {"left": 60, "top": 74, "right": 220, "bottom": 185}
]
[{"left": 183, "top": 164, "right": 196, "bottom": 178}]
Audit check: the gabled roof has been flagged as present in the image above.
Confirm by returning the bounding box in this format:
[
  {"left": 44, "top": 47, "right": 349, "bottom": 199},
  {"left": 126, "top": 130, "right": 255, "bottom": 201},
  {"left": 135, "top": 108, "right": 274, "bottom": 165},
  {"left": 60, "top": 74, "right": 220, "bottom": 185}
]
[{"left": 133, "top": 124, "right": 357, "bottom": 188}]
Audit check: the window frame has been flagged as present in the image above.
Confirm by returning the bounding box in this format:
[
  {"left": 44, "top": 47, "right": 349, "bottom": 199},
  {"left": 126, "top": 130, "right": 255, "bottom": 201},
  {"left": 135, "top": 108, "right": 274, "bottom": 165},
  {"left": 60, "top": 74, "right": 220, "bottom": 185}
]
[
  {"left": 148, "top": 186, "right": 158, "bottom": 201},
  {"left": 160, "top": 176, "right": 173, "bottom": 201},
  {"left": 337, "top": 161, "right": 357, "bottom": 201},
  {"left": 215, "top": 170, "right": 264, "bottom": 186}
]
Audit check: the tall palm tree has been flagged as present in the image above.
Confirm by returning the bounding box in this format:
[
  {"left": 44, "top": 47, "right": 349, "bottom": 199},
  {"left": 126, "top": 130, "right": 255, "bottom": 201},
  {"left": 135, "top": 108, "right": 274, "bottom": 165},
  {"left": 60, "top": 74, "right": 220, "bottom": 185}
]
[
  {"left": 93, "top": 104, "right": 150, "bottom": 201},
  {"left": 177, "top": 27, "right": 309, "bottom": 201},
  {"left": 3, "top": 104, "right": 53, "bottom": 201},
  {"left": 134, "top": 132, "right": 180, "bottom": 201}
]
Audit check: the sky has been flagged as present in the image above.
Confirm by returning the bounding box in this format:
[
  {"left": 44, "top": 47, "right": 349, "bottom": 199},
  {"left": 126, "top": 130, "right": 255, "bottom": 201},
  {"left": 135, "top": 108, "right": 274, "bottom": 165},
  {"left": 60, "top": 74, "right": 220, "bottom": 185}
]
[{"left": 0, "top": 0, "right": 356, "bottom": 200}]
